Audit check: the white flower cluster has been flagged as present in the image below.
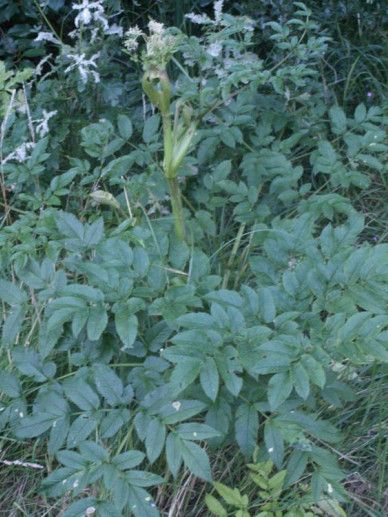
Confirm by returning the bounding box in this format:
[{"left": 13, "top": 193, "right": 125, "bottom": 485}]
[
  {"left": 71, "top": 0, "right": 123, "bottom": 41},
  {"left": 35, "top": 109, "right": 58, "bottom": 138},
  {"left": 186, "top": 0, "right": 224, "bottom": 25},
  {"left": 64, "top": 52, "right": 101, "bottom": 84},
  {"left": 124, "top": 20, "right": 178, "bottom": 67},
  {"left": 2, "top": 142, "right": 36, "bottom": 164}
]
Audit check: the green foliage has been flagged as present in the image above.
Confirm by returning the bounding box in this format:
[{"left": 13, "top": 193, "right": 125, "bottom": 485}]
[
  {"left": 0, "top": 1, "right": 387, "bottom": 515},
  {"left": 205, "top": 457, "right": 347, "bottom": 516}
]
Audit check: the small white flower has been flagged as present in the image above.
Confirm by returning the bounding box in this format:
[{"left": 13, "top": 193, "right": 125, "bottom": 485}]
[
  {"left": 85, "top": 507, "right": 96, "bottom": 516},
  {"left": 35, "top": 109, "right": 57, "bottom": 138},
  {"left": 185, "top": 12, "right": 212, "bottom": 25},
  {"left": 19, "top": 412, "right": 24, "bottom": 418},
  {"left": 72, "top": 479, "right": 79, "bottom": 488},
  {"left": 106, "top": 23, "right": 123, "bottom": 37},
  {"left": 268, "top": 447, "right": 274, "bottom": 453},
  {"left": 214, "top": 0, "right": 224, "bottom": 23},
  {"left": 35, "top": 32, "right": 60, "bottom": 44},
  {"left": 327, "top": 483, "right": 333, "bottom": 494},
  {"left": 207, "top": 42, "right": 222, "bottom": 57},
  {"left": 172, "top": 401, "right": 181, "bottom": 411},
  {"left": 72, "top": 0, "right": 108, "bottom": 30},
  {"left": 148, "top": 20, "right": 164, "bottom": 35}
]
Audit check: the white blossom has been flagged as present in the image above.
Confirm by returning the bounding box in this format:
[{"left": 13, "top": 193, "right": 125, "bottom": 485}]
[
  {"left": 185, "top": 12, "right": 212, "bottom": 25},
  {"left": 64, "top": 52, "right": 100, "bottom": 84},
  {"left": 214, "top": 0, "right": 224, "bottom": 23},
  {"left": 85, "top": 508, "right": 96, "bottom": 516},
  {"left": 148, "top": 20, "right": 164, "bottom": 35},
  {"left": 35, "top": 32, "right": 60, "bottom": 44},
  {"left": 207, "top": 42, "right": 222, "bottom": 57},
  {"left": 106, "top": 23, "right": 123, "bottom": 37},
  {"left": 72, "top": 0, "right": 108, "bottom": 30},
  {"left": 35, "top": 109, "right": 57, "bottom": 138},
  {"left": 2, "top": 142, "right": 36, "bottom": 164}
]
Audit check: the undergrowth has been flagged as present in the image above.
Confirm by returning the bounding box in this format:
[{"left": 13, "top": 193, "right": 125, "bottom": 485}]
[{"left": 0, "top": 1, "right": 387, "bottom": 516}]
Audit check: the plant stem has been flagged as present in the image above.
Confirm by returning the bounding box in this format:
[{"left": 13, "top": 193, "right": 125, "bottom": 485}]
[
  {"left": 167, "top": 176, "right": 186, "bottom": 241},
  {"left": 222, "top": 222, "right": 246, "bottom": 289}
]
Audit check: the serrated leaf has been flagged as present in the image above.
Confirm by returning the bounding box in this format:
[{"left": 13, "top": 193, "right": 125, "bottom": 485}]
[
  {"left": 94, "top": 364, "right": 124, "bottom": 405},
  {"left": 176, "top": 423, "right": 220, "bottom": 441},
  {"left": 166, "top": 433, "right": 182, "bottom": 477},
  {"left": 117, "top": 114, "right": 133, "bottom": 140},
  {"left": 292, "top": 362, "right": 310, "bottom": 400},
  {"left": 200, "top": 357, "right": 219, "bottom": 401},
  {"left": 179, "top": 439, "right": 212, "bottom": 481},
  {"left": 145, "top": 418, "right": 166, "bottom": 463},
  {"left": 115, "top": 308, "right": 138, "bottom": 349},
  {"left": 63, "top": 378, "right": 100, "bottom": 411},
  {"left": 235, "top": 403, "right": 258, "bottom": 457},
  {"left": 258, "top": 288, "right": 276, "bottom": 323},
  {"left": 268, "top": 372, "right": 293, "bottom": 410},
  {"left": 67, "top": 414, "right": 97, "bottom": 447},
  {"left": 302, "top": 355, "right": 326, "bottom": 388},
  {"left": 205, "top": 494, "right": 227, "bottom": 516},
  {"left": 213, "top": 482, "right": 245, "bottom": 507},
  {"left": 87, "top": 305, "right": 108, "bottom": 341},
  {"left": 0, "top": 371, "right": 21, "bottom": 398},
  {"left": 15, "top": 412, "right": 54, "bottom": 438},
  {"left": 112, "top": 450, "right": 145, "bottom": 470},
  {"left": 0, "top": 279, "right": 26, "bottom": 305},
  {"left": 264, "top": 421, "right": 284, "bottom": 468},
  {"left": 170, "top": 358, "right": 202, "bottom": 394},
  {"left": 128, "top": 486, "right": 159, "bottom": 517}
]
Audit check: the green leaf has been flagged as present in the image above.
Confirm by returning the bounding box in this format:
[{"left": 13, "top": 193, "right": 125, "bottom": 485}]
[
  {"left": 115, "top": 307, "right": 138, "bottom": 349},
  {"left": 235, "top": 403, "right": 258, "bottom": 457},
  {"left": 94, "top": 364, "right": 124, "bottom": 405},
  {"left": 213, "top": 482, "right": 245, "bottom": 507},
  {"left": 87, "top": 305, "right": 108, "bottom": 341},
  {"left": 329, "top": 106, "right": 347, "bottom": 134},
  {"left": 100, "top": 408, "right": 131, "bottom": 438},
  {"left": 302, "top": 355, "right": 326, "bottom": 388},
  {"left": 0, "top": 279, "right": 26, "bottom": 305},
  {"left": 285, "top": 450, "right": 309, "bottom": 486},
  {"left": 176, "top": 423, "right": 220, "bottom": 441},
  {"left": 0, "top": 371, "right": 21, "bottom": 398},
  {"left": 2, "top": 307, "right": 26, "bottom": 346},
  {"left": 112, "top": 450, "right": 145, "bottom": 470},
  {"left": 264, "top": 421, "right": 284, "bottom": 468},
  {"left": 15, "top": 412, "right": 54, "bottom": 438},
  {"left": 67, "top": 414, "right": 97, "bottom": 447},
  {"left": 205, "top": 494, "right": 227, "bottom": 517},
  {"left": 200, "top": 357, "right": 219, "bottom": 401},
  {"left": 354, "top": 103, "right": 366, "bottom": 123},
  {"left": 145, "top": 418, "right": 166, "bottom": 463},
  {"left": 161, "top": 400, "right": 206, "bottom": 424},
  {"left": 117, "top": 114, "right": 133, "bottom": 140},
  {"left": 170, "top": 358, "right": 202, "bottom": 394},
  {"left": 268, "top": 372, "right": 293, "bottom": 410},
  {"left": 176, "top": 312, "right": 214, "bottom": 329},
  {"left": 142, "top": 114, "right": 160, "bottom": 143},
  {"left": 61, "top": 498, "right": 97, "bottom": 517},
  {"left": 166, "top": 433, "right": 182, "bottom": 477},
  {"left": 79, "top": 440, "right": 109, "bottom": 462},
  {"left": 205, "top": 290, "right": 243, "bottom": 307},
  {"left": 128, "top": 486, "right": 159, "bottom": 517},
  {"left": 63, "top": 378, "right": 100, "bottom": 411},
  {"left": 292, "top": 362, "right": 310, "bottom": 400},
  {"left": 258, "top": 288, "right": 276, "bottom": 323},
  {"left": 179, "top": 439, "right": 212, "bottom": 481}
]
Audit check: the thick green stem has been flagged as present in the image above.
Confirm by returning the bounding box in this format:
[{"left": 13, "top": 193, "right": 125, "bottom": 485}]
[
  {"left": 167, "top": 177, "right": 186, "bottom": 241},
  {"left": 162, "top": 113, "right": 173, "bottom": 175}
]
